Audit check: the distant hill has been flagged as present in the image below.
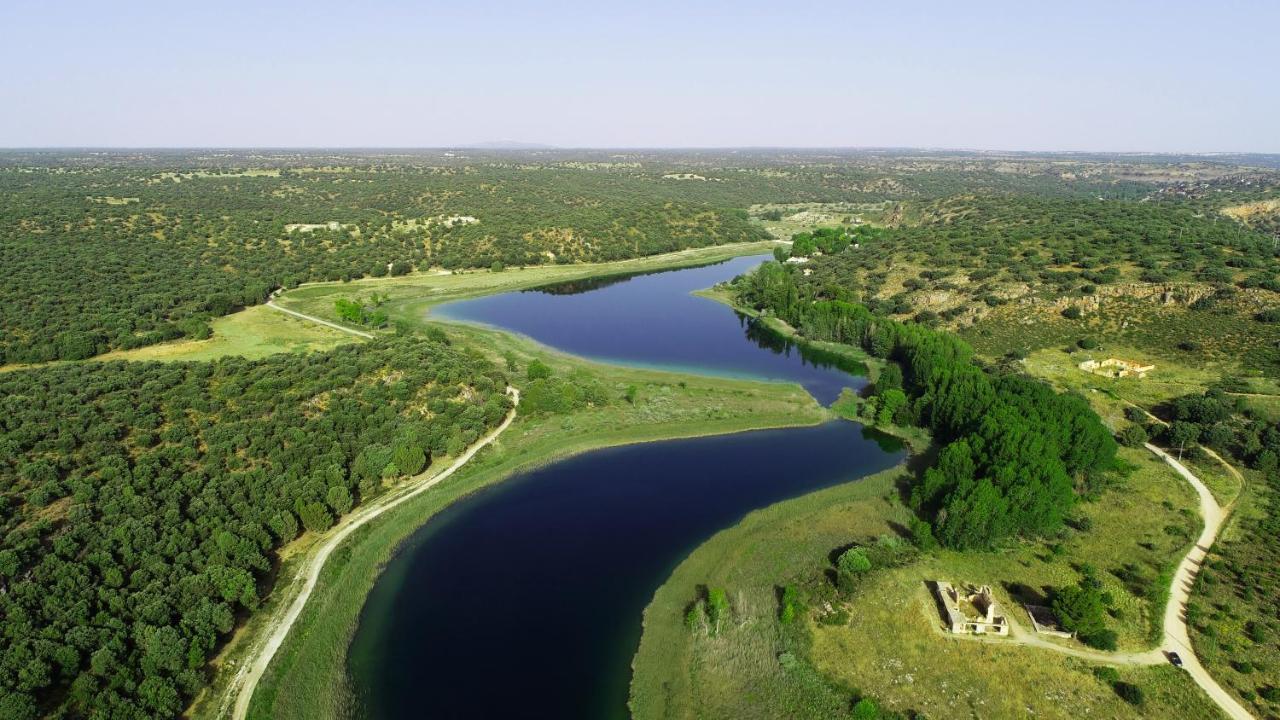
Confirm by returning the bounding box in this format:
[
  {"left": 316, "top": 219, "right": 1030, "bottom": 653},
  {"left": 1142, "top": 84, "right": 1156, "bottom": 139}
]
[{"left": 462, "top": 140, "right": 556, "bottom": 150}]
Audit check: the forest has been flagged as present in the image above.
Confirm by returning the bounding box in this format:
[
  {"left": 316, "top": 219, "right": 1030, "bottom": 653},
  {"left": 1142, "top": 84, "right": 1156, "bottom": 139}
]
[
  {"left": 733, "top": 260, "right": 1118, "bottom": 548},
  {"left": 5, "top": 150, "right": 1274, "bottom": 364},
  {"left": 0, "top": 337, "right": 510, "bottom": 719}
]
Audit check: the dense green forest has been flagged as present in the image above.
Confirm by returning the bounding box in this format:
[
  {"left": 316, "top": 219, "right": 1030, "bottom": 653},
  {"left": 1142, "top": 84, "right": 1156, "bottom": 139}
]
[
  {"left": 5, "top": 150, "right": 1274, "bottom": 363},
  {"left": 0, "top": 337, "right": 510, "bottom": 719},
  {"left": 734, "top": 261, "right": 1117, "bottom": 548},
  {"left": 0, "top": 164, "right": 772, "bottom": 363}
]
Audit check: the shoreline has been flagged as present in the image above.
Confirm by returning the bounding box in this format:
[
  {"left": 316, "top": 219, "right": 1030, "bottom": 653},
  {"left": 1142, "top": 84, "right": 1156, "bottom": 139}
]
[{"left": 236, "top": 400, "right": 833, "bottom": 719}]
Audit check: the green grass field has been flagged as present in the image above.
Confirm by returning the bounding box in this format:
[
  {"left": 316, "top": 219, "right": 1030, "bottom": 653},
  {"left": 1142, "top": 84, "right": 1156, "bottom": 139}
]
[{"left": 631, "top": 457, "right": 1221, "bottom": 719}]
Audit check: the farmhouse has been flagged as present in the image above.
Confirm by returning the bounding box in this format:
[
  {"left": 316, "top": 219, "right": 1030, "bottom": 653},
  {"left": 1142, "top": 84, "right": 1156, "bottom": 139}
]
[
  {"left": 932, "top": 581, "right": 1009, "bottom": 635},
  {"left": 1078, "top": 358, "right": 1155, "bottom": 379}
]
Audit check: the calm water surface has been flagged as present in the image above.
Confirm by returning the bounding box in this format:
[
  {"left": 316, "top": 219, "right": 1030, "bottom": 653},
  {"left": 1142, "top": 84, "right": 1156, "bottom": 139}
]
[
  {"left": 432, "top": 255, "right": 859, "bottom": 405},
  {"left": 349, "top": 255, "right": 904, "bottom": 719}
]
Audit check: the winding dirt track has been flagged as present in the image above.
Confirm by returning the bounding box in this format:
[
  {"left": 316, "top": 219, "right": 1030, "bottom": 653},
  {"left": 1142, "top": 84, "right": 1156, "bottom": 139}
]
[
  {"left": 265, "top": 300, "right": 374, "bottom": 339},
  {"left": 224, "top": 388, "right": 519, "bottom": 720},
  {"left": 1144, "top": 443, "right": 1253, "bottom": 720},
  {"left": 938, "top": 443, "right": 1252, "bottom": 719}
]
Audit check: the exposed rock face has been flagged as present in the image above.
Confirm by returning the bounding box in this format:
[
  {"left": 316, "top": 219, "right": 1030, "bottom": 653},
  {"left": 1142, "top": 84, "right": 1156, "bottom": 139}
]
[{"left": 1039, "top": 283, "right": 1220, "bottom": 314}]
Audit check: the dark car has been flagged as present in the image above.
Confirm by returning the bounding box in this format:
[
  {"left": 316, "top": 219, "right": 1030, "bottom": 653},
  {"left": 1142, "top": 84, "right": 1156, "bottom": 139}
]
[{"left": 1168, "top": 651, "right": 1184, "bottom": 668}]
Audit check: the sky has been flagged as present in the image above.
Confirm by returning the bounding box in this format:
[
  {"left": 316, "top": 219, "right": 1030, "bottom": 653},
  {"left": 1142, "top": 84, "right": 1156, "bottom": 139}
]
[{"left": 2, "top": 0, "right": 1277, "bottom": 152}]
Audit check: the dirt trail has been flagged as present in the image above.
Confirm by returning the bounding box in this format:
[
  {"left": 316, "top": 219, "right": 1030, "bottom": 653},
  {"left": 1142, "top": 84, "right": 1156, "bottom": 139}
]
[
  {"left": 223, "top": 388, "right": 518, "bottom": 720},
  {"left": 265, "top": 300, "right": 374, "bottom": 339},
  {"left": 1145, "top": 443, "right": 1253, "bottom": 720},
  {"left": 937, "top": 443, "right": 1252, "bottom": 719}
]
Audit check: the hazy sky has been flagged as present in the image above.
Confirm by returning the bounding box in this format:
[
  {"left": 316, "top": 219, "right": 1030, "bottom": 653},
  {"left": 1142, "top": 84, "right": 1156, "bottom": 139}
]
[{"left": 2, "top": 0, "right": 1276, "bottom": 151}]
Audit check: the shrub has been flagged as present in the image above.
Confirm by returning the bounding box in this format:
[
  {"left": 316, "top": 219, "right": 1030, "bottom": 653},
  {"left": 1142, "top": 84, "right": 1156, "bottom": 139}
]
[
  {"left": 706, "top": 588, "right": 730, "bottom": 634},
  {"left": 1113, "top": 681, "right": 1144, "bottom": 706},
  {"left": 526, "top": 359, "right": 553, "bottom": 380},
  {"left": 1255, "top": 308, "right": 1280, "bottom": 323},
  {"left": 1117, "top": 423, "right": 1149, "bottom": 447},
  {"left": 779, "top": 585, "right": 800, "bottom": 624},
  {"left": 851, "top": 698, "right": 881, "bottom": 720},
  {"left": 1062, "top": 306, "right": 1083, "bottom": 320},
  {"left": 1093, "top": 666, "right": 1120, "bottom": 684},
  {"left": 1077, "top": 337, "right": 1099, "bottom": 350},
  {"left": 838, "top": 548, "right": 872, "bottom": 575}
]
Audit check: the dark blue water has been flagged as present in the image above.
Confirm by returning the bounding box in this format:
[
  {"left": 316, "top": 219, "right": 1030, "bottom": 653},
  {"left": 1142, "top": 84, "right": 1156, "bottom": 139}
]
[
  {"left": 432, "top": 255, "right": 861, "bottom": 405},
  {"left": 348, "top": 255, "right": 904, "bottom": 719}
]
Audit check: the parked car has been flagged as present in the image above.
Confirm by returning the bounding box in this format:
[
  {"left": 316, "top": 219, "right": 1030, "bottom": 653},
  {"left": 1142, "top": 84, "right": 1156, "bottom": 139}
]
[{"left": 1168, "top": 651, "right": 1184, "bottom": 668}]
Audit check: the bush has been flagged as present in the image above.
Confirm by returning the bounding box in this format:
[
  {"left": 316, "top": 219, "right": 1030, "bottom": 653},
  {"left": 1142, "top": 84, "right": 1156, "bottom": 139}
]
[
  {"left": 851, "top": 698, "right": 881, "bottom": 720},
  {"left": 779, "top": 585, "right": 800, "bottom": 624},
  {"left": 1093, "top": 666, "right": 1121, "bottom": 684},
  {"left": 1062, "top": 306, "right": 1083, "bottom": 320},
  {"left": 1082, "top": 628, "right": 1118, "bottom": 650},
  {"left": 1113, "top": 681, "right": 1144, "bottom": 706},
  {"left": 706, "top": 588, "right": 730, "bottom": 634},
  {"left": 526, "top": 359, "right": 553, "bottom": 381},
  {"left": 1077, "top": 336, "right": 1099, "bottom": 350},
  {"left": 838, "top": 547, "right": 872, "bottom": 575},
  {"left": 1117, "top": 423, "right": 1149, "bottom": 447}
]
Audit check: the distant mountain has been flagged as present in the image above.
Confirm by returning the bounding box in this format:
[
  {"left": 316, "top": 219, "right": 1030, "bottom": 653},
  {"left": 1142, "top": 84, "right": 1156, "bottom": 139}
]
[{"left": 461, "top": 140, "right": 556, "bottom": 150}]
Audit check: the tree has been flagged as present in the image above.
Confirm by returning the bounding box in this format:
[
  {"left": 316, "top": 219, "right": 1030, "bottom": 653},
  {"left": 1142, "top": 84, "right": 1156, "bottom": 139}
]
[
  {"left": 526, "top": 359, "right": 552, "bottom": 381},
  {"left": 1051, "top": 566, "right": 1114, "bottom": 649},
  {"left": 875, "top": 389, "right": 907, "bottom": 427},
  {"left": 326, "top": 485, "right": 353, "bottom": 515},
  {"left": 1117, "top": 423, "right": 1148, "bottom": 447},
  {"left": 298, "top": 501, "right": 334, "bottom": 533},
  {"left": 392, "top": 441, "right": 427, "bottom": 476},
  {"left": 1167, "top": 421, "right": 1201, "bottom": 454}
]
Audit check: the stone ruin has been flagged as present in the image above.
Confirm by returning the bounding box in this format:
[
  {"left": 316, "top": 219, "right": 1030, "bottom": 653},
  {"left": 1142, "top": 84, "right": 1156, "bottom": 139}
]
[{"left": 933, "top": 581, "right": 1009, "bottom": 636}]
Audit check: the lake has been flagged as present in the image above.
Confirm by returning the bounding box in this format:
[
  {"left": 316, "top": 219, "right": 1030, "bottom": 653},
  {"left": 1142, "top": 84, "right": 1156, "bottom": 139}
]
[{"left": 347, "top": 255, "right": 904, "bottom": 718}]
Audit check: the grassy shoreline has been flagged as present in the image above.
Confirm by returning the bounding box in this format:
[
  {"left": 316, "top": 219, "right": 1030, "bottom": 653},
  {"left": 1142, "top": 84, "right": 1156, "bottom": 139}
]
[
  {"left": 187, "top": 312, "right": 831, "bottom": 719},
  {"left": 628, "top": 450, "right": 1223, "bottom": 719},
  {"left": 278, "top": 241, "right": 782, "bottom": 328},
  {"left": 240, "top": 382, "right": 830, "bottom": 719}
]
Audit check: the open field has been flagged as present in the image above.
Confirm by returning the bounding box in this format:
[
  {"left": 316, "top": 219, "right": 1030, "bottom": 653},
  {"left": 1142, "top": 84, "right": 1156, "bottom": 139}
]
[
  {"left": 1022, "top": 346, "right": 1248, "bottom": 505},
  {"left": 631, "top": 464, "right": 1220, "bottom": 719},
  {"left": 0, "top": 306, "right": 357, "bottom": 372},
  {"left": 191, "top": 322, "right": 831, "bottom": 720}
]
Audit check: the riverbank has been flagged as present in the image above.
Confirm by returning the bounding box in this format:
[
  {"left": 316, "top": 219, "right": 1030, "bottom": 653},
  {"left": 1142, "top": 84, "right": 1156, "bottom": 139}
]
[
  {"left": 633, "top": 282, "right": 1225, "bottom": 719},
  {"left": 276, "top": 241, "right": 784, "bottom": 330},
  {"left": 193, "top": 321, "right": 831, "bottom": 720},
  {"left": 628, "top": 448, "right": 1225, "bottom": 719}
]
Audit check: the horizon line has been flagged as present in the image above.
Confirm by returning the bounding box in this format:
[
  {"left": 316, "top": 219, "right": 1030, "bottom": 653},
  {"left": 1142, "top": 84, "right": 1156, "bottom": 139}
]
[{"left": 2, "top": 145, "right": 1279, "bottom": 157}]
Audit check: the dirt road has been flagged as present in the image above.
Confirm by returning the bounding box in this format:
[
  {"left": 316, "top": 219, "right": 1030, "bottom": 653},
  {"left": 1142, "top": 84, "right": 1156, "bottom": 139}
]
[
  {"left": 1145, "top": 443, "right": 1253, "bottom": 720},
  {"left": 265, "top": 300, "right": 374, "bottom": 339},
  {"left": 941, "top": 443, "right": 1252, "bottom": 719},
  {"left": 223, "top": 388, "right": 518, "bottom": 720}
]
